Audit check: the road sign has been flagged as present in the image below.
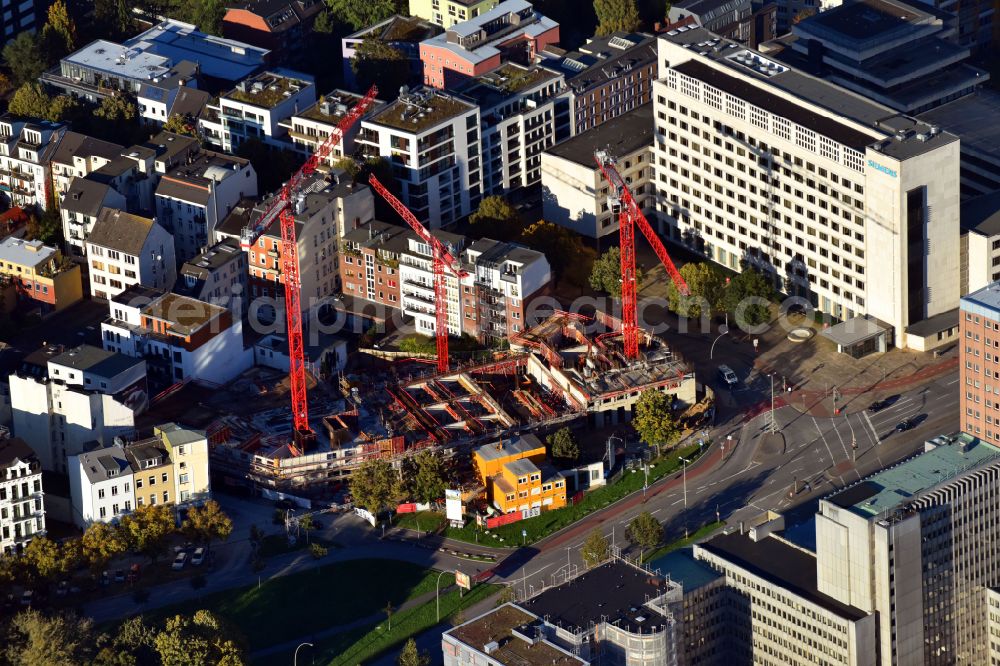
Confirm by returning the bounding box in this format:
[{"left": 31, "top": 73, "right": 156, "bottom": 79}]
[{"left": 455, "top": 571, "right": 471, "bottom": 591}]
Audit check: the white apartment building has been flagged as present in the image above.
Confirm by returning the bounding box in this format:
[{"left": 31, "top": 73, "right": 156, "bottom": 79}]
[
  {"left": 0, "top": 115, "right": 66, "bottom": 211},
  {"left": 49, "top": 132, "right": 124, "bottom": 199},
  {"left": 60, "top": 177, "right": 127, "bottom": 259},
  {"left": 815, "top": 432, "right": 1000, "bottom": 665},
  {"left": 200, "top": 69, "right": 317, "bottom": 153},
  {"left": 9, "top": 345, "right": 147, "bottom": 474},
  {"left": 174, "top": 237, "right": 247, "bottom": 315},
  {"left": 0, "top": 437, "right": 45, "bottom": 555},
  {"left": 457, "top": 63, "right": 564, "bottom": 195},
  {"left": 68, "top": 444, "right": 135, "bottom": 527},
  {"left": 281, "top": 90, "right": 385, "bottom": 167},
  {"left": 154, "top": 150, "right": 258, "bottom": 261},
  {"left": 102, "top": 287, "right": 252, "bottom": 387},
  {"left": 542, "top": 104, "right": 655, "bottom": 239},
  {"left": 653, "top": 26, "right": 961, "bottom": 348},
  {"left": 358, "top": 87, "right": 481, "bottom": 228},
  {"left": 960, "top": 191, "right": 1000, "bottom": 295},
  {"left": 87, "top": 208, "right": 177, "bottom": 300}
]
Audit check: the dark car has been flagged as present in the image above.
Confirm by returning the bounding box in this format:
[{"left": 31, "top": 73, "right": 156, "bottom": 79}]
[
  {"left": 869, "top": 400, "right": 886, "bottom": 413},
  {"left": 895, "top": 419, "right": 914, "bottom": 432}
]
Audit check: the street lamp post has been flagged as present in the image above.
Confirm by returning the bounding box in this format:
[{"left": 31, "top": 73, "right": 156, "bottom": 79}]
[
  {"left": 679, "top": 456, "right": 691, "bottom": 507},
  {"left": 294, "top": 642, "right": 313, "bottom": 666},
  {"left": 709, "top": 323, "right": 730, "bottom": 360},
  {"left": 435, "top": 570, "right": 449, "bottom": 622},
  {"left": 642, "top": 463, "right": 649, "bottom": 496}
]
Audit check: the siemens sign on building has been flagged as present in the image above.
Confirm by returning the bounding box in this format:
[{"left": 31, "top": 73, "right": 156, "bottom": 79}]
[{"left": 867, "top": 159, "right": 898, "bottom": 178}]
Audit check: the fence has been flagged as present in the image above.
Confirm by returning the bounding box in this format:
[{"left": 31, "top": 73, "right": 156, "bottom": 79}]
[{"left": 486, "top": 512, "right": 522, "bottom": 529}]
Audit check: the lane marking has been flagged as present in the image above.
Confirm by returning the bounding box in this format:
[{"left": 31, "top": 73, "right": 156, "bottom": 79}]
[{"left": 811, "top": 415, "right": 837, "bottom": 464}]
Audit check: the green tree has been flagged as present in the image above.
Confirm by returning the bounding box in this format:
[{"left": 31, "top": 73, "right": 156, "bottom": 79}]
[
  {"left": 724, "top": 267, "right": 774, "bottom": 328},
  {"left": 326, "top": 0, "right": 402, "bottom": 31},
  {"left": 632, "top": 389, "right": 678, "bottom": 452},
  {"left": 163, "top": 113, "right": 198, "bottom": 137},
  {"left": 188, "top": 0, "right": 226, "bottom": 34},
  {"left": 182, "top": 500, "right": 234, "bottom": 549},
  {"left": 398, "top": 638, "right": 431, "bottom": 666},
  {"left": 594, "top": 0, "right": 641, "bottom": 35},
  {"left": 470, "top": 195, "right": 521, "bottom": 240},
  {"left": 37, "top": 204, "right": 64, "bottom": 245},
  {"left": 94, "top": 91, "right": 139, "bottom": 122},
  {"left": 2, "top": 32, "right": 46, "bottom": 86},
  {"left": 580, "top": 528, "right": 609, "bottom": 567},
  {"left": 119, "top": 504, "right": 176, "bottom": 564},
  {"left": 95, "top": 615, "right": 156, "bottom": 665},
  {"left": 8, "top": 83, "right": 52, "bottom": 120},
  {"left": 352, "top": 37, "right": 410, "bottom": 101},
  {"left": 0, "top": 72, "right": 12, "bottom": 96},
  {"left": 546, "top": 427, "right": 579, "bottom": 462},
  {"left": 398, "top": 334, "right": 437, "bottom": 355},
  {"left": 47, "top": 93, "right": 81, "bottom": 122},
  {"left": 298, "top": 513, "right": 315, "bottom": 543},
  {"left": 309, "top": 542, "right": 328, "bottom": 559},
  {"left": 43, "top": 0, "right": 77, "bottom": 53},
  {"left": 23, "top": 536, "right": 62, "bottom": 582},
  {"left": 5, "top": 609, "right": 96, "bottom": 666},
  {"left": 667, "top": 262, "right": 727, "bottom": 319},
  {"left": 350, "top": 458, "right": 400, "bottom": 514},
  {"left": 153, "top": 610, "right": 246, "bottom": 666},
  {"left": 95, "top": 0, "right": 133, "bottom": 38},
  {"left": 313, "top": 9, "right": 335, "bottom": 33},
  {"left": 627, "top": 511, "right": 662, "bottom": 560},
  {"left": 57, "top": 537, "right": 84, "bottom": 578},
  {"left": 411, "top": 450, "right": 446, "bottom": 505},
  {"left": 519, "top": 220, "right": 596, "bottom": 285},
  {"left": 81, "top": 522, "right": 127, "bottom": 574},
  {"left": 589, "top": 247, "right": 646, "bottom": 298}
]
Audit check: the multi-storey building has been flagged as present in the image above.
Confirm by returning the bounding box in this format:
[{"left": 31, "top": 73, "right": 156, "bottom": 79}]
[
  {"left": 0, "top": 437, "right": 45, "bottom": 555},
  {"left": 280, "top": 90, "right": 385, "bottom": 166},
  {"left": 961, "top": 192, "right": 1000, "bottom": 295},
  {"left": 60, "top": 178, "right": 128, "bottom": 259},
  {"left": 10, "top": 344, "right": 147, "bottom": 474},
  {"left": 200, "top": 69, "right": 316, "bottom": 153},
  {"left": 419, "top": 0, "right": 560, "bottom": 89},
  {"left": 457, "top": 63, "right": 564, "bottom": 195},
  {"left": 667, "top": 0, "right": 777, "bottom": 48},
  {"left": 174, "top": 237, "right": 247, "bottom": 315},
  {"left": 0, "top": 115, "right": 66, "bottom": 211},
  {"left": 87, "top": 209, "right": 177, "bottom": 300},
  {"left": 473, "top": 435, "right": 566, "bottom": 515},
  {"left": 1, "top": 0, "right": 35, "bottom": 41},
  {"left": 102, "top": 287, "right": 252, "bottom": 388},
  {"left": 542, "top": 104, "right": 654, "bottom": 239},
  {"left": 68, "top": 444, "right": 134, "bottom": 527},
  {"left": 0, "top": 237, "right": 83, "bottom": 313},
  {"left": 155, "top": 422, "right": 211, "bottom": 506},
  {"left": 653, "top": 26, "right": 961, "bottom": 349},
  {"left": 341, "top": 15, "right": 442, "bottom": 89},
  {"left": 358, "top": 88, "right": 481, "bottom": 227},
  {"left": 959, "top": 283, "right": 1000, "bottom": 439},
  {"left": 222, "top": 0, "right": 324, "bottom": 64},
  {"left": 125, "top": 437, "right": 175, "bottom": 510},
  {"left": 49, "top": 132, "right": 124, "bottom": 199},
  {"left": 540, "top": 31, "right": 657, "bottom": 137},
  {"left": 339, "top": 220, "right": 409, "bottom": 314},
  {"left": 409, "top": 0, "right": 500, "bottom": 28},
  {"left": 154, "top": 150, "right": 258, "bottom": 261}
]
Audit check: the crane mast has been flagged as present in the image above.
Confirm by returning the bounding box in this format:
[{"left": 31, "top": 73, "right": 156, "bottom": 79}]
[
  {"left": 595, "top": 150, "right": 690, "bottom": 359},
  {"left": 368, "top": 174, "right": 468, "bottom": 373}
]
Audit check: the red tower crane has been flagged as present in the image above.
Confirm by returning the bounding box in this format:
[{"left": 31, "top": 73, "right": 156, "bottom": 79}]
[
  {"left": 239, "top": 85, "right": 378, "bottom": 446},
  {"left": 594, "top": 150, "right": 690, "bottom": 359},
  {"left": 367, "top": 174, "right": 468, "bottom": 374}
]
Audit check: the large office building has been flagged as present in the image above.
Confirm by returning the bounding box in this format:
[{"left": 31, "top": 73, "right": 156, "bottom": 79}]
[
  {"left": 959, "top": 283, "right": 1000, "bottom": 440},
  {"left": 652, "top": 26, "right": 961, "bottom": 350}
]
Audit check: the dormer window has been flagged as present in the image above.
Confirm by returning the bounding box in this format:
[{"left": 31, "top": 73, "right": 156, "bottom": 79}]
[{"left": 107, "top": 467, "right": 119, "bottom": 477}]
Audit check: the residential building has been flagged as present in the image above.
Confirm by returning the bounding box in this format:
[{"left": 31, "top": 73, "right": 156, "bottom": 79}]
[
  {"left": 0, "top": 115, "right": 67, "bottom": 211},
  {"left": 42, "top": 19, "right": 270, "bottom": 112},
  {"left": 121, "top": 131, "right": 204, "bottom": 214},
  {"left": 155, "top": 422, "right": 211, "bottom": 506},
  {"left": 358, "top": 87, "right": 481, "bottom": 227},
  {"left": 419, "top": 0, "right": 560, "bottom": 89},
  {"left": 960, "top": 284, "right": 1000, "bottom": 438},
  {"left": 140, "top": 84, "right": 213, "bottom": 128},
  {"left": 667, "top": 0, "right": 777, "bottom": 48},
  {"left": 10, "top": 344, "right": 147, "bottom": 473},
  {"left": 341, "top": 15, "right": 442, "bottom": 89},
  {"left": 124, "top": 437, "right": 174, "bottom": 509},
  {"left": 409, "top": 0, "right": 500, "bottom": 28},
  {"left": 0, "top": 437, "right": 45, "bottom": 555},
  {"left": 154, "top": 150, "right": 258, "bottom": 261},
  {"left": 540, "top": 31, "right": 657, "bottom": 137},
  {"left": 280, "top": 90, "right": 386, "bottom": 166},
  {"left": 60, "top": 177, "right": 128, "bottom": 259},
  {"left": 694, "top": 528, "right": 878, "bottom": 665},
  {"left": 87, "top": 209, "right": 177, "bottom": 300},
  {"left": 67, "top": 444, "right": 134, "bottom": 527},
  {"left": 541, "top": 104, "right": 654, "bottom": 239},
  {"left": 339, "top": 220, "right": 409, "bottom": 314},
  {"left": 0, "top": 237, "right": 83, "bottom": 312},
  {"left": 457, "top": 62, "right": 564, "bottom": 195},
  {"left": 815, "top": 432, "right": 1000, "bottom": 664},
  {"left": 102, "top": 287, "right": 253, "bottom": 387},
  {"left": 473, "top": 434, "right": 545, "bottom": 483},
  {"left": 653, "top": 26, "right": 962, "bottom": 349},
  {"left": 217, "top": 171, "right": 373, "bottom": 321},
  {"left": 48, "top": 132, "right": 124, "bottom": 199},
  {"left": 200, "top": 69, "right": 317, "bottom": 153},
  {"left": 222, "top": 0, "right": 324, "bottom": 63},
  {"left": 1, "top": 0, "right": 35, "bottom": 41},
  {"left": 174, "top": 237, "right": 247, "bottom": 314}
]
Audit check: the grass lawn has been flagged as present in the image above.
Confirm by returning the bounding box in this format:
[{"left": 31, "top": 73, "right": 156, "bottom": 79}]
[
  {"left": 437, "top": 443, "right": 709, "bottom": 547},
  {"left": 143, "top": 560, "right": 448, "bottom": 651},
  {"left": 258, "top": 534, "right": 341, "bottom": 558},
  {"left": 309, "top": 583, "right": 499, "bottom": 666},
  {"left": 641, "top": 520, "right": 726, "bottom": 563}
]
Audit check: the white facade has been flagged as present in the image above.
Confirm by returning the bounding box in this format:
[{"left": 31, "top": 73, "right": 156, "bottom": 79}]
[
  {"left": 0, "top": 116, "right": 66, "bottom": 211},
  {"left": 60, "top": 178, "right": 127, "bottom": 259},
  {"left": 87, "top": 210, "right": 177, "bottom": 300},
  {"left": 68, "top": 445, "right": 135, "bottom": 527},
  {"left": 652, "top": 28, "right": 961, "bottom": 346},
  {"left": 358, "top": 89, "right": 482, "bottom": 228},
  {"left": 0, "top": 439, "right": 45, "bottom": 555},
  {"left": 281, "top": 90, "right": 383, "bottom": 166}
]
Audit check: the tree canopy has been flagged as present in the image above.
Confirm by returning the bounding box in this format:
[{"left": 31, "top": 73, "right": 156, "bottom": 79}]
[
  {"left": 469, "top": 195, "right": 521, "bottom": 240},
  {"left": 350, "top": 458, "right": 400, "bottom": 514},
  {"left": 326, "top": 0, "right": 404, "bottom": 31},
  {"left": 119, "top": 504, "right": 176, "bottom": 563},
  {"left": 632, "top": 389, "right": 678, "bottom": 451},
  {"left": 547, "top": 427, "right": 579, "bottom": 462},
  {"left": 5, "top": 610, "right": 96, "bottom": 666},
  {"left": 723, "top": 267, "right": 774, "bottom": 328},
  {"left": 589, "top": 247, "right": 645, "bottom": 298},
  {"left": 43, "top": 0, "right": 77, "bottom": 54},
  {"left": 594, "top": 0, "right": 641, "bottom": 36},
  {"left": 3, "top": 34, "right": 47, "bottom": 86},
  {"left": 667, "top": 262, "right": 727, "bottom": 319},
  {"left": 94, "top": 0, "right": 134, "bottom": 38},
  {"left": 627, "top": 511, "right": 662, "bottom": 559},
  {"left": 163, "top": 113, "right": 199, "bottom": 137},
  {"left": 580, "top": 529, "right": 609, "bottom": 567},
  {"left": 408, "top": 450, "right": 447, "bottom": 505},
  {"left": 94, "top": 92, "right": 139, "bottom": 122},
  {"left": 520, "top": 220, "right": 596, "bottom": 285},
  {"left": 182, "top": 500, "right": 233, "bottom": 547},
  {"left": 7, "top": 83, "right": 79, "bottom": 123},
  {"left": 398, "top": 638, "right": 431, "bottom": 666}
]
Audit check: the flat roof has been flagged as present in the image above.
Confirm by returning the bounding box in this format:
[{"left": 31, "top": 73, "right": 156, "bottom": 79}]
[
  {"left": 65, "top": 39, "right": 174, "bottom": 82},
  {"left": 964, "top": 282, "right": 1000, "bottom": 314},
  {"left": 225, "top": 69, "right": 314, "bottom": 109},
  {"left": 475, "top": 434, "right": 544, "bottom": 462},
  {"left": 50, "top": 345, "right": 142, "bottom": 378},
  {"left": 522, "top": 560, "right": 678, "bottom": 633},
  {"left": 458, "top": 63, "right": 560, "bottom": 110},
  {"left": 347, "top": 14, "right": 442, "bottom": 42},
  {"left": 367, "top": 89, "right": 475, "bottom": 132},
  {"left": 297, "top": 89, "right": 385, "bottom": 126},
  {"left": 446, "top": 605, "right": 585, "bottom": 666},
  {"left": 503, "top": 458, "right": 539, "bottom": 477},
  {"left": 808, "top": 0, "right": 932, "bottom": 41},
  {"left": 128, "top": 19, "right": 269, "bottom": 81},
  {"left": 425, "top": 0, "right": 558, "bottom": 67},
  {"left": 699, "top": 532, "right": 868, "bottom": 621},
  {"left": 180, "top": 237, "right": 242, "bottom": 279},
  {"left": 962, "top": 190, "right": 1000, "bottom": 237},
  {"left": 546, "top": 103, "right": 652, "bottom": 167},
  {"left": 0, "top": 237, "right": 56, "bottom": 268},
  {"left": 647, "top": 547, "right": 723, "bottom": 591},
  {"left": 917, "top": 89, "right": 1000, "bottom": 164},
  {"left": 826, "top": 432, "right": 1000, "bottom": 517},
  {"left": 142, "top": 293, "right": 226, "bottom": 334},
  {"left": 820, "top": 316, "right": 887, "bottom": 347}
]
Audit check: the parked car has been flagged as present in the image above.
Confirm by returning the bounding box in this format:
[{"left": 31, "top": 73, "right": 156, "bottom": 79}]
[
  {"left": 896, "top": 419, "right": 914, "bottom": 432},
  {"left": 868, "top": 400, "right": 886, "bottom": 413},
  {"left": 172, "top": 552, "right": 189, "bottom": 571},
  {"left": 191, "top": 547, "right": 206, "bottom": 567},
  {"left": 717, "top": 365, "right": 738, "bottom": 388}
]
